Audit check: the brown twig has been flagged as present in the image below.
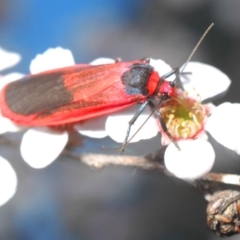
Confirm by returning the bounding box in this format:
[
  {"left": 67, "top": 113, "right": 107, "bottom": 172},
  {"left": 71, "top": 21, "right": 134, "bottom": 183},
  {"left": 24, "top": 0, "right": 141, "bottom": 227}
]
[
  {"left": 63, "top": 150, "right": 168, "bottom": 172},
  {"left": 201, "top": 173, "right": 240, "bottom": 186},
  {"left": 0, "top": 134, "right": 168, "bottom": 173}
]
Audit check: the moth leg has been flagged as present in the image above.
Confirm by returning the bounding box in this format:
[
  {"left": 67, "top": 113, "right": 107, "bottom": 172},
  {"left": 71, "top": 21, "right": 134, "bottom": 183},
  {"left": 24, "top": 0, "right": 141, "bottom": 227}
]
[
  {"left": 148, "top": 101, "right": 180, "bottom": 150},
  {"left": 121, "top": 100, "right": 149, "bottom": 152}
]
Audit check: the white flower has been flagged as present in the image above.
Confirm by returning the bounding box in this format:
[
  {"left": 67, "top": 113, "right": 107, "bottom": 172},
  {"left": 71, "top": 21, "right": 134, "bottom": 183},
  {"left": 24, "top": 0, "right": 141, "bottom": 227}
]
[
  {"left": 157, "top": 61, "right": 230, "bottom": 147},
  {"left": 0, "top": 47, "right": 21, "bottom": 206},
  {"left": 159, "top": 62, "right": 232, "bottom": 179}
]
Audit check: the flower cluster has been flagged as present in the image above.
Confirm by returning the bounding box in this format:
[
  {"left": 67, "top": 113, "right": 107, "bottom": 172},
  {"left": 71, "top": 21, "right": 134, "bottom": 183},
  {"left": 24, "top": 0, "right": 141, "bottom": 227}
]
[{"left": 0, "top": 46, "right": 237, "bottom": 206}]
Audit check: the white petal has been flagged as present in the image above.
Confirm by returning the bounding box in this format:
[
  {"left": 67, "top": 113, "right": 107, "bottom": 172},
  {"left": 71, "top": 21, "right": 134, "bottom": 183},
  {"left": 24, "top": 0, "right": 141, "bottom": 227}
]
[
  {"left": 0, "top": 156, "right": 17, "bottom": 206},
  {"left": 75, "top": 115, "right": 108, "bottom": 139},
  {"left": 164, "top": 139, "right": 215, "bottom": 180},
  {"left": 0, "top": 47, "right": 21, "bottom": 72},
  {"left": 20, "top": 128, "right": 68, "bottom": 168},
  {"left": 105, "top": 105, "right": 159, "bottom": 143},
  {"left": 30, "top": 47, "right": 75, "bottom": 74},
  {"left": 0, "top": 116, "right": 23, "bottom": 134},
  {"left": 90, "top": 58, "right": 115, "bottom": 65},
  {"left": 0, "top": 73, "right": 24, "bottom": 91},
  {"left": 206, "top": 102, "right": 240, "bottom": 154},
  {"left": 181, "top": 62, "right": 231, "bottom": 101},
  {"left": 150, "top": 59, "right": 175, "bottom": 81}
]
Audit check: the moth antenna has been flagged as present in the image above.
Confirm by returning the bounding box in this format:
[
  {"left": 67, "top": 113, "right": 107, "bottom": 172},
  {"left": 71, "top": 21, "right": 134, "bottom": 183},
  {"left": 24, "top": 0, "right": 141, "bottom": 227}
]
[{"left": 180, "top": 23, "right": 214, "bottom": 75}]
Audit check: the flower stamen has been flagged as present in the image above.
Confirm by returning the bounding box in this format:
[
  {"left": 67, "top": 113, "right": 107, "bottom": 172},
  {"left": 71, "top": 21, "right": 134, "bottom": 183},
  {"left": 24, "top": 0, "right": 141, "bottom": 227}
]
[{"left": 159, "top": 89, "right": 208, "bottom": 142}]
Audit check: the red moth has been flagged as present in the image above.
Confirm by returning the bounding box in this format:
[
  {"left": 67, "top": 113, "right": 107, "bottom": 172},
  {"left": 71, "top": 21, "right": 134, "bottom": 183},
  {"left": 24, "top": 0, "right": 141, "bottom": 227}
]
[{"left": 0, "top": 59, "right": 174, "bottom": 126}]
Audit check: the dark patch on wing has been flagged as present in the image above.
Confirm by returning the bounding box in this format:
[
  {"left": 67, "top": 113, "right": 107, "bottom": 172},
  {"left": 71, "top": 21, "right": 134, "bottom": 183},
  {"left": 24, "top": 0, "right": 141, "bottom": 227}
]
[
  {"left": 38, "top": 91, "right": 110, "bottom": 117},
  {"left": 5, "top": 71, "right": 73, "bottom": 115},
  {"left": 121, "top": 63, "right": 153, "bottom": 95}
]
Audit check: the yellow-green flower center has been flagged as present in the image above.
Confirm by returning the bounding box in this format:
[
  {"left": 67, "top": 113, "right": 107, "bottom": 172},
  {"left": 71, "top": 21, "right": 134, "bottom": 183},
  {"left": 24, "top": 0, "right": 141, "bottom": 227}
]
[{"left": 160, "top": 90, "right": 206, "bottom": 140}]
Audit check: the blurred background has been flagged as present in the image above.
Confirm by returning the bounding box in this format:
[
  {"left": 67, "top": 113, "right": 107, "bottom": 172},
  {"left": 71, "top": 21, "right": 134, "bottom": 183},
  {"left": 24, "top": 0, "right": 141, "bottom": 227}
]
[{"left": 0, "top": 0, "right": 240, "bottom": 239}]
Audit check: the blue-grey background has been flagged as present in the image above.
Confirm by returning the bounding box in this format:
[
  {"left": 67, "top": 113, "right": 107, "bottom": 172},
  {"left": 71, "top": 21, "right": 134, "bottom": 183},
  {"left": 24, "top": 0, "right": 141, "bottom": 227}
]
[{"left": 0, "top": 1, "right": 240, "bottom": 239}]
